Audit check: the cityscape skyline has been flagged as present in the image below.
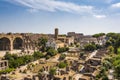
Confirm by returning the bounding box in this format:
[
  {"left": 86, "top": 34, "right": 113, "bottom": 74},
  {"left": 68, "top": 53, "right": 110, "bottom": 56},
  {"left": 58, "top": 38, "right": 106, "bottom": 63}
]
[{"left": 0, "top": 0, "right": 120, "bottom": 35}]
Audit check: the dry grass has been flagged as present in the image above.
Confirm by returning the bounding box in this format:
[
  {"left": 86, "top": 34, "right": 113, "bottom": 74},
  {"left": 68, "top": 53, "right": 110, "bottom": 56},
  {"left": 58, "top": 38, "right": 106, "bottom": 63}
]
[{"left": 32, "top": 62, "right": 57, "bottom": 73}]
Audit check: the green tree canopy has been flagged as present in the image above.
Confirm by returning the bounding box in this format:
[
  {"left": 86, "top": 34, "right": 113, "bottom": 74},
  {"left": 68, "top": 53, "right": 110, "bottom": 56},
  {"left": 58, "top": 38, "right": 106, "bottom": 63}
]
[
  {"left": 49, "top": 67, "right": 56, "bottom": 76},
  {"left": 108, "top": 46, "right": 114, "bottom": 54},
  {"left": 33, "top": 51, "right": 44, "bottom": 60},
  {"left": 112, "top": 54, "right": 120, "bottom": 77},
  {"left": 58, "top": 62, "right": 67, "bottom": 68},
  {"left": 47, "top": 48, "right": 57, "bottom": 56},
  {"left": 38, "top": 37, "right": 48, "bottom": 52},
  {"left": 92, "top": 33, "right": 105, "bottom": 38},
  {"left": 84, "top": 44, "right": 96, "bottom": 51},
  {"left": 57, "top": 47, "right": 69, "bottom": 53},
  {"left": 38, "top": 37, "right": 48, "bottom": 47},
  {"left": 106, "top": 32, "right": 120, "bottom": 39}
]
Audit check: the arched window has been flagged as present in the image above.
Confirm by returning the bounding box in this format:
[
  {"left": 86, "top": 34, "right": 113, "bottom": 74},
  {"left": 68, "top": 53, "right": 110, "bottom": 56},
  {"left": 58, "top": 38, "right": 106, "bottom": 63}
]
[
  {"left": 13, "top": 37, "right": 23, "bottom": 49},
  {"left": 0, "top": 37, "right": 10, "bottom": 50}
]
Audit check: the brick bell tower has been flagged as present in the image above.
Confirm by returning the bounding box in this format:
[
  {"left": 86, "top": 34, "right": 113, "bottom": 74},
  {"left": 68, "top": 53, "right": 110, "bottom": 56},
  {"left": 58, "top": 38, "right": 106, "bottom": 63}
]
[{"left": 55, "top": 28, "right": 58, "bottom": 40}]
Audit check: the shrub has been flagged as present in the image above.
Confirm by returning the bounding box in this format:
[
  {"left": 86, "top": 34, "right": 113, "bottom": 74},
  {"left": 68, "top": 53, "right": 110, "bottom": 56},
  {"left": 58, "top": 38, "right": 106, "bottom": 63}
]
[
  {"left": 0, "top": 68, "right": 14, "bottom": 74},
  {"left": 47, "top": 49, "right": 57, "bottom": 56},
  {"left": 58, "top": 62, "right": 67, "bottom": 68},
  {"left": 59, "top": 54, "right": 66, "bottom": 60}
]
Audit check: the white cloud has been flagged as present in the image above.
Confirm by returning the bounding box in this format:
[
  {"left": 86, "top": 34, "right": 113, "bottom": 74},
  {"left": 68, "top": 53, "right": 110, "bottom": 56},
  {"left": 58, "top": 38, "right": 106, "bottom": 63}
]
[
  {"left": 7, "top": 0, "right": 93, "bottom": 13},
  {"left": 93, "top": 15, "right": 106, "bottom": 19},
  {"left": 111, "top": 3, "right": 120, "bottom": 8}
]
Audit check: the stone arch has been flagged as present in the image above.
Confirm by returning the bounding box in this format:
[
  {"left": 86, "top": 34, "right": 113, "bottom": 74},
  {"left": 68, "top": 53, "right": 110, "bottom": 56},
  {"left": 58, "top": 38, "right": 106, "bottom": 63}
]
[
  {"left": 0, "top": 37, "right": 10, "bottom": 50},
  {"left": 13, "top": 37, "right": 23, "bottom": 49}
]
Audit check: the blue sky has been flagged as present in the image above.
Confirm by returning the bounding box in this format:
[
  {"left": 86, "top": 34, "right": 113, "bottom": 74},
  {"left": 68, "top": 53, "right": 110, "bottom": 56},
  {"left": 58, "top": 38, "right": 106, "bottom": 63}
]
[{"left": 0, "top": 0, "right": 120, "bottom": 35}]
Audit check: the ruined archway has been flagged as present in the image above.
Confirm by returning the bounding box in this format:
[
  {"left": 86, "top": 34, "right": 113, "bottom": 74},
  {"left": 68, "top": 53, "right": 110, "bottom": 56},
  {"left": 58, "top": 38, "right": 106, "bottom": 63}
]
[
  {"left": 0, "top": 37, "right": 10, "bottom": 50},
  {"left": 13, "top": 37, "right": 23, "bottom": 49}
]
